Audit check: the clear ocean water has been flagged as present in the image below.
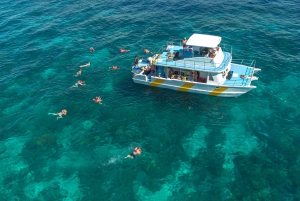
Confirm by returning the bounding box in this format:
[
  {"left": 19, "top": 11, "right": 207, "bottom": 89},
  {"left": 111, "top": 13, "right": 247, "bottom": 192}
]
[{"left": 1, "top": 0, "right": 300, "bottom": 200}]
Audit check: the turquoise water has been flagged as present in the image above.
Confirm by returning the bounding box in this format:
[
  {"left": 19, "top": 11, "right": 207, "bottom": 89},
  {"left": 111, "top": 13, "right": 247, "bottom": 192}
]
[{"left": 1, "top": 0, "right": 300, "bottom": 200}]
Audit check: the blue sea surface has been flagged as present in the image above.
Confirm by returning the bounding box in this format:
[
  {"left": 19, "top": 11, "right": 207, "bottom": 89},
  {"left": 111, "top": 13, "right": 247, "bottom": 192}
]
[{"left": 1, "top": 0, "right": 300, "bottom": 200}]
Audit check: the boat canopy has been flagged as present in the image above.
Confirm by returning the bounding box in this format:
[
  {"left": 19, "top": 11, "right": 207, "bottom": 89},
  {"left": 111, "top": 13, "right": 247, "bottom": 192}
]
[{"left": 186, "top": 34, "right": 222, "bottom": 48}]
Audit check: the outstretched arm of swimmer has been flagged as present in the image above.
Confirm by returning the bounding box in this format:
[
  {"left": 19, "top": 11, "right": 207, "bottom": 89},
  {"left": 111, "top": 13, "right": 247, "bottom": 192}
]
[{"left": 125, "top": 155, "right": 134, "bottom": 159}]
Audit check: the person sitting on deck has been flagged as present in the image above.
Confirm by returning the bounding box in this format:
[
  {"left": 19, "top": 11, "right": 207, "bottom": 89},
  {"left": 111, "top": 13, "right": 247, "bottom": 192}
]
[
  {"left": 169, "top": 68, "right": 174, "bottom": 78},
  {"left": 193, "top": 71, "right": 199, "bottom": 81},
  {"left": 208, "top": 48, "right": 215, "bottom": 58},
  {"left": 151, "top": 65, "right": 156, "bottom": 75},
  {"left": 201, "top": 47, "right": 208, "bottom": 56},
  {"left": 145, "top": 65, "right": 151, "bottom": 75}
]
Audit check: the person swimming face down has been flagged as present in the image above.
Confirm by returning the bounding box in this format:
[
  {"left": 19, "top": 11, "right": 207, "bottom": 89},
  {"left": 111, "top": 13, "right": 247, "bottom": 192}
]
[
  {"left": 125, "top": 147, "right": 142, "bottom": 159},
  {"left": 93, "top": 96, "right": 102, "bottom": 104}
]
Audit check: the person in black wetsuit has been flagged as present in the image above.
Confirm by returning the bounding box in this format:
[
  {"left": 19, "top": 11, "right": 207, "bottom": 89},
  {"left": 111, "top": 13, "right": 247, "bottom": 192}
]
[
  {"left": 134, "top": 55, "right": 139, "bottom": 67},
  {"left": 125, "top": 147, "right": 142, "bottom": 159}
]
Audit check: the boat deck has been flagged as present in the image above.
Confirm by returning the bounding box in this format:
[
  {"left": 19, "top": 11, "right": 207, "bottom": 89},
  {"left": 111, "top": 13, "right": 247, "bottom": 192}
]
[
  {"left": 134, "top": 61, "right": 255, "bottom": 87},
  {"left": 154, "top": 45, "right": 231, "bottom": 72},
  {"left": 222, "top": 63, "right": 254, "bottom": 86}
]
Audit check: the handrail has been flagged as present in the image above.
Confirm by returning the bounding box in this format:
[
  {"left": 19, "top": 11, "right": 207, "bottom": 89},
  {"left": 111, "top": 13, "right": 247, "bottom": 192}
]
[
  {"left": 158, "top": 59, "right": 223, "bottom": 71},
  {"left": 231, "top": 59, "right": 256, "bottom": 67}
]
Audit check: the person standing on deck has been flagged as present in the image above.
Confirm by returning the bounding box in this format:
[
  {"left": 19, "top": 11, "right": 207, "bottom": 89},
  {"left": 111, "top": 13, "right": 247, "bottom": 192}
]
[
  {"left": 134, "top": 55, "right": 139, "bottom": 67},
  {"left": 182, "top": 37, "right": 187, "bottom": 52},
  {"left": 182, "top": 37, "right": 187, "bottom": 46}
]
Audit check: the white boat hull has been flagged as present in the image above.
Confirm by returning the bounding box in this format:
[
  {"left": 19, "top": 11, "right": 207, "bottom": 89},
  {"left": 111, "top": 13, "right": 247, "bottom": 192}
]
[{"left": 132, "top": 74, "right": 255, "bottom": 97}]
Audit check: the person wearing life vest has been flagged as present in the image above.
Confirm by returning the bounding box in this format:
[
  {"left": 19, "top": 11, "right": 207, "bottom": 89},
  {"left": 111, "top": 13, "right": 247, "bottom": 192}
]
[{"left": 93, "top": 96, "right": 102, "bottom": 104}]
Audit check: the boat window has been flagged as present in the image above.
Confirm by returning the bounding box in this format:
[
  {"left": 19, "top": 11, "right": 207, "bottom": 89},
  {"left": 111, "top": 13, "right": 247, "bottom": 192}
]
[{"left": 209, "top": 73, "right": 214, "bottom": 81}]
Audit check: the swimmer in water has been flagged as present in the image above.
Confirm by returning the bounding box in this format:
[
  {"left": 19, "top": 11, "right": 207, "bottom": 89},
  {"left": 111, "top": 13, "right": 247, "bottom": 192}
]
[
  {"left": 48, "top": 109, "right": 67, "bottom": 120},
  {"left": 108, "top": 66, "right": 118, "bottom": 71},
  {"left": 74, "top": 69, "right": 82, "bottom": 77},
  {"left": 93, "top": 96, "right": 102, "bottom": 104},
  {"left": 71, "top": 80, "right": 85, "bottom": 87},
  {"left": 120, "top": 48, "right": 130, "bottom": 53},
  {"left": 144, "top": 49, "right": 153, "bottom": 54},
  {"left": 125, "top": 147, "right": 142, "bottom": 159},
  {"left": 80, "top": 62, "right": 90, "bottom": 68},
  {"left": 90, "top": 47, "right": 95, "bottom": 52},
  {"left": 77, "top": 80, "right": 85, "bottom": 85}
]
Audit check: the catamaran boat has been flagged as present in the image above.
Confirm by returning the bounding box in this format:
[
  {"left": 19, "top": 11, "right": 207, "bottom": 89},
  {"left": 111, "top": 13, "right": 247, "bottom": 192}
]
[{"left": 131, "top": 34, "right": 261, "bottom": 97}]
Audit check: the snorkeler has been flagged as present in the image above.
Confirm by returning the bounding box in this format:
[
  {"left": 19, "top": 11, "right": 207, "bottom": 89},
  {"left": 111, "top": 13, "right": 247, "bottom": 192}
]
[
  {"left": 108, "top": 66, "right": 118, "bottom": 71},
  {"left": 71, "top": 80, "right": 85, "bottom": 88},
  {"left": 93, "top": 96, "right": 102, "bottom": 104},
  {"left": 90, "top": 47, "right": 95, "bottom": 52},
  {"left": 74, "top": 69, "right": 82, "bottom": 77},
  {"left": 125, "top": 147, "right": 142, "bottom": 159},
  {"left": 120, "top": 48, "right": 130, "bottom": 53},
  {"left": 77, "top": 80, "right": 85, "bottom": 85},
  {"left": 144, "top": 49, "right": 153, "bottom": 54},
  {"left": 80, "top": 62, "right": 90, "bottom": 68},
  {"left": 48, "top": 109, "right": 67, "bottom": 120}
]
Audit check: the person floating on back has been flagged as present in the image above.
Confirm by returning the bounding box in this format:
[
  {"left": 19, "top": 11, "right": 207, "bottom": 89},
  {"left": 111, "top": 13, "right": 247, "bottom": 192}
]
[
  {"left": 93, "top": 96, "right": 102, "bottom": 104},
  {"left": 125, "top": 147, "right": 142, "bottom": 159},
  {"left": 48, "top": 109, "right": 67, "bottom": 120},
  {"left": 90, "top": 47, "right": 95, "bottom": 52},
  {"left": 120, "top": 48, "right": 130, "bottom": 53},
  {"left": 80, "top": 62, "right": 90, "bottom": 68},
  {"left": 74, "top": 69, "right": 82, "bottom": 77}
]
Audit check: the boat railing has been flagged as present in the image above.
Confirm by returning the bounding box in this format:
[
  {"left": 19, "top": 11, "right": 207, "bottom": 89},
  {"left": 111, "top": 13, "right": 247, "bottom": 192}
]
[
  {"left": 220, "top": 44, "right": 232, "bottom": 55},
  {"left": 231, "top": 59, "right": 256, "bottom": 67},
  {"left": 232, "top": 59, "right": 256, "bottom": 85},
  {"left": 154, "top": 59, "right": 226, "bottom": 71},
  {"left": 167, "top": 38, "right": 182, "bottom": 47},
  {"left": 217, "top": 78, "right": 251, "bottom": 87}
]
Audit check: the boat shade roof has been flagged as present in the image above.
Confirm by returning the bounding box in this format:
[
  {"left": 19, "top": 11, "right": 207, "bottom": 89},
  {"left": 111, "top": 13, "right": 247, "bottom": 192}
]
[{"left": 186, "top": 34, "right": 222, "bottom": 47}]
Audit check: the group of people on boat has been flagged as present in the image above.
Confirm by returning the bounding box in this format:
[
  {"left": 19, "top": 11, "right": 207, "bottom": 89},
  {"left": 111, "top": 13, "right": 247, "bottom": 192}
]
[
  {"left": 199, "top": 47, "right": 218, "bottom": 58},
  {"left": 166, "top": 68, "right": 206, "bottom": 83}
]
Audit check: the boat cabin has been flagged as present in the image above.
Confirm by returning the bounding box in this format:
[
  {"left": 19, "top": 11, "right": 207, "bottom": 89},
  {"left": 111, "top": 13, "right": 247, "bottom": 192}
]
[{"left": 181, "top": 34, "right": 225, "bottom": 68}]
